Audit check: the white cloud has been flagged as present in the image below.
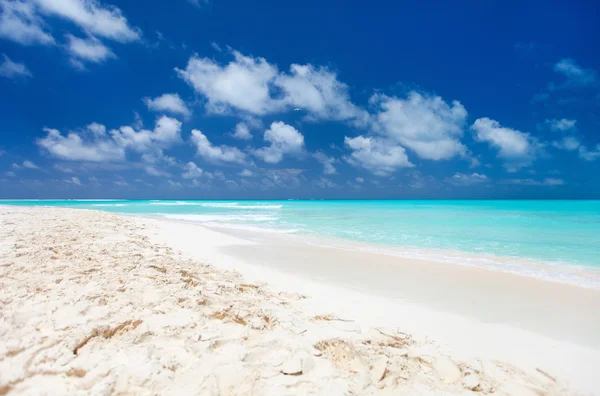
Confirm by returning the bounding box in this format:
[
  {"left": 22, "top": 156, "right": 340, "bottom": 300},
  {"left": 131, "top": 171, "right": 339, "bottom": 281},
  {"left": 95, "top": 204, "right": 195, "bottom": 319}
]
[
  {"left": 190, "top": 129, "right": 246, "bottom": 164},
  {"left": 143, "top": 93, "right": 191, "bottom": 117},
  {"left": 579, "top": 144, "right": 600, "bottom": 161},
  {"left": 313, "top": 151, "right": 336, "bottom": 174},
  {"left": 503, "top": 178, "right": 565, "bottom": 186},
  {"left": 38, "top": 116, "right": 181, "bottom": 162},
  {"left": 113, "top": 179, "right": 129, "bottom": 187},
  {"left": 275, "top": 64, "right": 368, "bottom": 124},
  {"left": 176, "top": 50, "right": 365, "bottom": 123},
  {"left": 110, "top": 116, "right": 182, "bottom": 152},
  {"left": 254, "top": 121, "right": 304, "bottom": 164},
  {"left": 177, "top": 51, "right": 278, "bottom": 115},
  {"left": 87, "top": 121, "right": 106, "bottom": 136},
  {"left": 232, "top": 122, "right": 252, "bottom": 140},
  {"left": 53, "top": 164, "right": 74, "bottom": 173},
  {"left": 132, "top": 111, "right": 143, "bottom": 129},
  {"left": 355, "top": 177, "right": 364, "bottom": 183},
  {"left": 543, "top": 118, "right": 577, "bottom": 132},
  {"left": 553, "top": 58, "right": 596, "bottom": 87},
  {"left": 71, "top": 176, "right": 81, "bottom": 185},
  {"left": 344, "top": 135, "right": 413, "bottom": 176},
  {"left": 5, "top": 171, "right": 16, "bottom": 177},
  {"left": 35, "top": 0, "right": 140, "bottom": 43},
  {"left": 65, "top": 34, "right": 114, "bottom": 64},
  {"left": 552, "top": 136, "right": 580, "bottom": 151},
  {"left": 471, "top": 117, "right": 540, "bottom": 171},
  {"left": 38, "top": 127, "right": 125, "bottom": 161},
  {"left": 0, "top": 0, "right": 54, "bottom": 45},
  {"left": 182, "top": 161, "right": 203, "bottom": 179},
  {"left": 371, "top": 92, "right": 468, "bottom": 161},
  {"left": 239, "top": 169, "right": 254, "bottom": 177},
  {"left": 168, "top": 179, "right": 183, "bottom": 188},
  {"left": 144, "top": 165, "right": 171, "bottom": 177},
  {"left": 446, "top": 172, "right": 489, "bottom": 186},
  {"left": 0, "top": 54, "right": 32, "bottom": 78},
  {"left": 316, "top": 177, "right": 337, "bottom": 188},
  {"left": 22, "top": 160, "right": 38, "bottom": 169}
]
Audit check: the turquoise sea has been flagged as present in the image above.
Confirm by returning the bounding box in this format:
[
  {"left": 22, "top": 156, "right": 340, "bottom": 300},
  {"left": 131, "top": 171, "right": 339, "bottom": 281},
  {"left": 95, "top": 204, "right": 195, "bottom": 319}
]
[{"left": 2, "top": 200, "right": 599, "bottom": 286}]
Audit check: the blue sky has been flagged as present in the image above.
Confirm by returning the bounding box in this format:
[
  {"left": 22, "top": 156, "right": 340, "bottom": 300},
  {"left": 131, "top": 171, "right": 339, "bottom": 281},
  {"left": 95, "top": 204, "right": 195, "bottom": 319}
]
[{"left": 0, "top": 0, "right": 599, "bottom": 199}]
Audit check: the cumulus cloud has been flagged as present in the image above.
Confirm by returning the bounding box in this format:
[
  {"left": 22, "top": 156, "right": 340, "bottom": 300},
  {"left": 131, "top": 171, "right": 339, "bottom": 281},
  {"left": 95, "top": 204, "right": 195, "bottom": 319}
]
[
  {"left": 253, "top": 121, "right": 304, "bottom": 164},
  {"left": 177, "top": 51, "right": 277, "bottom": 115},
  {"left": 371, "top": 92, "right": 468, "bottom": 161},
  {"left": 37, "top": 116, "right": 181, "bottom": 163},
  {"left": 22, "top": 160, "right": 38, "bottom": 169},
  {"left": 552, "top": 136, "right": 580, "bottom": 151},
  {"left": 143, "top": 93, "right": 191, "bottom": 117},
  {"left": 1, "top": 0, "right": 139, "bottom": 68},
  {"left": 0, "top": 54, "right": 32, "bottom": 79},
  {"left": 239, "top": 169, "right": 254, "bottom": 177},
  {"left": 111, "top": 116, "right": 182, "bottom": 152},
  {"left": 176, "top": 50, "right": 366, "bottom": 123},
  {"left": 543, "top": 118, "right": 577, "bottom": 132},
  {"left": 167, "top": 179, "right": 183, "bottom": 188},
  {"left": 553, "top": 58, "right": 596, "bottom": 88},
  {"left": 53, "top": 164, "right": 75, "bottom": 173},
  {"left": 71, "top": 176, "right": 81, "bottom": 185},
  {"left": 182, "top": 161, "right": 203, "bottom": 179},
  {"left": 355, "top": 177, "right": 364, "bottom": 183},
  {"left": 579, "top": 144, "right": 600, "bottom": 161},
  {"left": 191, "top": 129, "right": 246, "bottom": 164},
  {"left": 503, "top": 178, "right": 565, "bottom": 186},
  {"left": 38, "top": 127, "right": 125, "bottom": 161},
  {"left": 35, "top": 0, "right": 140, "bottom": 43},
  {"left": 0, "top": 0, "right": 54, "bottom": 45},
  {"left": 275, "top": 64, "right": 368, "bottom": 124},
  {"left": 471, "top": 117, "right": 540, "bottom": 171},
  {"left": 446, "top": 172, "right": 489, "bottom": 186},
  {"left": 344, "top": 135, "right": 413, "bottom": 176},
  {"left": 144, "top": 165, "right": 171, "bottom": 177},
  {"left": 232, "top": 122, "right": 252, "bottom": 140},
  {"left": 313, "top": 151, "right": 336, "bottom": 175},
  {"left": 315, "top": 177, "right": 338, "bottom": 188},
  {"left": 65, "top": 34, "right": 114, "bottom": 64},
  {"left": 87, "top": 121, "right": 106, "bottom": 136}
]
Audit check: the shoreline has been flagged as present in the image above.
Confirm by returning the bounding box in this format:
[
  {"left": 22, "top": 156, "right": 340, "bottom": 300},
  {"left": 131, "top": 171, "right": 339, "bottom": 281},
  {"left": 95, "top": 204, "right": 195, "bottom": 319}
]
[
  {"left": 141, "top": 215, "right": 600, "bottom": 392},
  {"left": 145, "top": 213, "right": 600, "bottom": 290},
  {"left": 1, "top": 206, "right": 599, "bottom": 394}
]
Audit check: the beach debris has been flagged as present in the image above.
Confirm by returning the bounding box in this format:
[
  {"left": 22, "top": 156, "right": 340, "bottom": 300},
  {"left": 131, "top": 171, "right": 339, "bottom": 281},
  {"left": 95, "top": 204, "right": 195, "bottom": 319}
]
[
  {"left": 535, "top": 367, "right": 557, "bottom": 383},
  {"left": 462, "top": 373, "right": 481, "bottom": 391},
  {"left": 371, "top": 358, "right": 388, "bottom": 383},
  {"left": 280, "top": 356, "right": 303, "bottom": 375}
]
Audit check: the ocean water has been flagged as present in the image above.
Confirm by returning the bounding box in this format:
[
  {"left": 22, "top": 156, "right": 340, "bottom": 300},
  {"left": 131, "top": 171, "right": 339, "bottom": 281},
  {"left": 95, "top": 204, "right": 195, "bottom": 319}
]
[{"left": 2, "top": 200, "right": 599, "bottom": 286}]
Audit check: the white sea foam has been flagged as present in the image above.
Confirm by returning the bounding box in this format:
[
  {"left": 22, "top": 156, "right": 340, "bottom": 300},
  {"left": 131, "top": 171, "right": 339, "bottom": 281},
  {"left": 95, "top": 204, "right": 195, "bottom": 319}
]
[
  {"left": 204, "top": 222, "right": 299, "bottom": 234},
  {"left": 162, "top": 214, "right": 278, "bottom": 223},
  {"left": 299, "top": 237, "right": 600, "bottom": 290},
  {"left": 149, "top": 201, "right": 282, "bottom": 209},
  {"left": 91, "top": 204, "right": 128, "bottom": 207}
]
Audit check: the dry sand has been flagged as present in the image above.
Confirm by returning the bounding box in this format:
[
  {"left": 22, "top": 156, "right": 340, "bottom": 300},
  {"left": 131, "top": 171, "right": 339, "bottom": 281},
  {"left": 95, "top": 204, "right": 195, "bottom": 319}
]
[{"left": 0, "top": 206, "right": 593, "bottom": 395}]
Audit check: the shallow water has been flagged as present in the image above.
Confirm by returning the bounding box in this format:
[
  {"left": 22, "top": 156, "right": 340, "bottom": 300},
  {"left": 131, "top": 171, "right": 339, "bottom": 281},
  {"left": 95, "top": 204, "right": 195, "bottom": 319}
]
[{"left": 3, "top": 199, "right": 599, "bottom": 285}]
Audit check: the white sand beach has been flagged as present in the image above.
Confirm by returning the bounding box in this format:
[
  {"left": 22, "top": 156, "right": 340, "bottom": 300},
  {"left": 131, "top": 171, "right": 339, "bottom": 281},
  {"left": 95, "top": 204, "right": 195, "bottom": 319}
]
[{"left": 1, "top": 206, "right": 599, "bottom": 395}]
